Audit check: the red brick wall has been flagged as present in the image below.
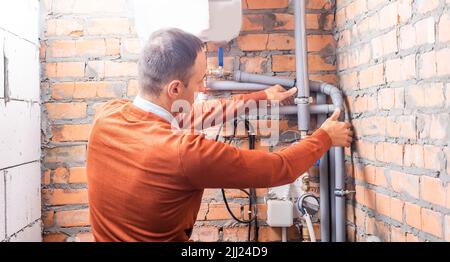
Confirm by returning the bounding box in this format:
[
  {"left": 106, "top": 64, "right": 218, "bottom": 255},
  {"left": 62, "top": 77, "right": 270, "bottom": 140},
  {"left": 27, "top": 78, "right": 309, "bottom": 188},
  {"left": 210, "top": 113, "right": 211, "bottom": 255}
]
[
  {"left": 40, "top": 0, "right": 336, "bottom": 242},
  {"left": 336, "top": 0, "right": 450, "bottom": 241}
]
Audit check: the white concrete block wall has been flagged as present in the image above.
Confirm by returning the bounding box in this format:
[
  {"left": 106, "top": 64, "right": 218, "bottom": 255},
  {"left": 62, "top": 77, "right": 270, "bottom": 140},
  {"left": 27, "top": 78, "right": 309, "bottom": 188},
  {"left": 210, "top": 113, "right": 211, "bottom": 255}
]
[{"left": 0, "top": 0, "right": 41, "bottom": 242}]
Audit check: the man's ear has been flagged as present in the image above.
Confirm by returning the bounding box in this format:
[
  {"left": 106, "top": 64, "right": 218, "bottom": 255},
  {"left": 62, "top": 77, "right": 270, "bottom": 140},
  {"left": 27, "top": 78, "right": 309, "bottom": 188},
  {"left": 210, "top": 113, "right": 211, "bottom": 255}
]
[{"left": 166, "top": 80, "right": 184, "bottom": 99}]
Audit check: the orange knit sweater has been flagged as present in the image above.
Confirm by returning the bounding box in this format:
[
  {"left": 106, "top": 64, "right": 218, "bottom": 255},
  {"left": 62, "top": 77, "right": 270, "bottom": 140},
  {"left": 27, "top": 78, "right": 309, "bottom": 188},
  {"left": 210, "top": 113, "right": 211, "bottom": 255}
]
[{"left": 87, "top": 92, "right": 332, "bottom": 242}]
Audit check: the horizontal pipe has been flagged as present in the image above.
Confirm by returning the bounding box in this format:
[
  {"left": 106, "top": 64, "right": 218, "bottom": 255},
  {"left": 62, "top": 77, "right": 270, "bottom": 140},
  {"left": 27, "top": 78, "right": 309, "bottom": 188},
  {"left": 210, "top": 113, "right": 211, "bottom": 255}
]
[
  {"left": 206, "top": 81, "right": 270, "bottom": 91},
  {"left": 234, "top": 71, "right": 296, "bottom": 88},
  {"left": 279, "top": 104, "right": 334, "bottom": 115}
]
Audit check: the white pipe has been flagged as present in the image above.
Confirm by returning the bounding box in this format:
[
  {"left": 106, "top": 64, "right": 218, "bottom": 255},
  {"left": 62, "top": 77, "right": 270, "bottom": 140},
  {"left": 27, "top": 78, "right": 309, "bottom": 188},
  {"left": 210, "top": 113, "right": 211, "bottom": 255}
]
[
  {"left": 304, "top": 213, "right": 317, "bottom": 242},
  {"left": 281, "top": 227, "right": 287, "bottom": 242}
]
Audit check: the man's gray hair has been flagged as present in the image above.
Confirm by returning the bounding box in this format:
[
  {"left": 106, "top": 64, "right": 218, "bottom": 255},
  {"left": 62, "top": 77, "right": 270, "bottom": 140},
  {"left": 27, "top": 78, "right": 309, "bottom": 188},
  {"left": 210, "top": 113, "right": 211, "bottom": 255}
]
[{"left": 138, "top": 28, "right": 204, "bottom": 97}]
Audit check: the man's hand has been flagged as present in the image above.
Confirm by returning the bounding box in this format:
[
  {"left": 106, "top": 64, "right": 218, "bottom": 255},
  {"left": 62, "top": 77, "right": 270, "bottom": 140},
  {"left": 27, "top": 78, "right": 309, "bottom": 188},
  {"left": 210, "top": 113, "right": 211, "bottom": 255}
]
[
  {"left": 320, "top": 109, "right": 353, "bottom": 147},
  {"left": 264, "top": 85, "right": 298, "bottom": 105}
]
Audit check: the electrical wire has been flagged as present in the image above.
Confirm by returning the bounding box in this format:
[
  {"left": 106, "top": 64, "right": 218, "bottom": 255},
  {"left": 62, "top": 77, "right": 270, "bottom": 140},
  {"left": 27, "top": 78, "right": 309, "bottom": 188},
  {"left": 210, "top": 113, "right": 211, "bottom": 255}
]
[{"left": 215, "top": 118, "right": 259, "bottom": 241}]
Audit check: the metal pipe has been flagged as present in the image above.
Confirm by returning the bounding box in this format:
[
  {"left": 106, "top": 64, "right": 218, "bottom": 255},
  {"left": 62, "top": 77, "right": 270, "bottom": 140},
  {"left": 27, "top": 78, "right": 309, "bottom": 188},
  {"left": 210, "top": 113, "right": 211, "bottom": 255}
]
[
  {"left": 233, "top": 71, "right": 295, "bottom": 88},
  {"left": 317, "top": 94, "right": 330, "bottom": 242},
  {"left": 294, "top": 0, "right": 310, "bottom": 133},
  {"left": 335, "top": 146, "right": 346, "bottom": 242}
]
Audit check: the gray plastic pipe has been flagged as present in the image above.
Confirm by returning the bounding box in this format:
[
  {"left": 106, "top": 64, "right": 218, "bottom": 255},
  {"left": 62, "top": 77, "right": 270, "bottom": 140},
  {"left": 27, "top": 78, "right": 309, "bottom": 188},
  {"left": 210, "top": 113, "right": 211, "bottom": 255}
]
[
  {"left": 317, "top": 93, "right": 330, "bottom": 242},
  {"left": 233, "top": 71, "right": 295, "bottom": 88},
  {"left": 279, "top": 105, "right": 334, "bottom": 115},
  {"left": 206, "top": 80, "right": 270, "bottom": 91},
  {"left": 294, "top": 0, "right": 310, "bottom": 133}
]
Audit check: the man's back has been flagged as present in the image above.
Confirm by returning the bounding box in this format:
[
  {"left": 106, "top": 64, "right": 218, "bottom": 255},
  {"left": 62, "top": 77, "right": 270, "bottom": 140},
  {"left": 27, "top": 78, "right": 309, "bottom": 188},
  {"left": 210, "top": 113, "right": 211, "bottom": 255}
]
[{"left": 87, "top": 99, "right": 203, "bottom": 242}]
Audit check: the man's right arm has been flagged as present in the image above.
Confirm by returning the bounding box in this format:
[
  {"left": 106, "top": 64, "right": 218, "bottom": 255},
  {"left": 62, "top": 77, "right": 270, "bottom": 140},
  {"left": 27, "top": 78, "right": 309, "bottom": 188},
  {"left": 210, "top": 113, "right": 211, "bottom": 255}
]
[{"left": 178, "top": 128, "right": 332, "bottom": 189}]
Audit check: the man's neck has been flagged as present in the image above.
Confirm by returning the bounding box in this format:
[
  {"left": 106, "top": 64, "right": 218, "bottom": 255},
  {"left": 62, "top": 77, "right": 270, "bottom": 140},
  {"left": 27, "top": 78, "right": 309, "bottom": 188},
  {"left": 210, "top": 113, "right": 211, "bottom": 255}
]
[{"left": 139, "top": 93, "right": 173, "bottom": 115}]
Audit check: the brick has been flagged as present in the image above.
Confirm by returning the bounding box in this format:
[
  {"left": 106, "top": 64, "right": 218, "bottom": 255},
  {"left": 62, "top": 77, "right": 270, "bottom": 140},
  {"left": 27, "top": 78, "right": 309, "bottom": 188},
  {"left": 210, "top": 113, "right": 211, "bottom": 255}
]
[
  {"left": 190, "top": 226, "right": 219, "bottom": 242},
  {"left": 5, "top": 163, "right": 41, "bottom": 236},
  {"left": 352, "top": 95, "right": 368, "bottom": 113},
  {"left": 42, "top": 210, "right": 54, "bottom": 228},
  {"left": 416, "top": 0, "right": 440, "bottom": 13},
  {"left": 127, "top": 80, "right": 139, "bottom": 97},
  {"left": 436, "top": 48, "right": 450, "bottom": 76},
  {"left": 240, "top": 57, "right": 268, "bottom": 73},
  {"left": 335, "top": 8, "right": 346, "bottom": 28},
  {"left": 375, "top": 167, "right": 388, "bottom": 188},
  {"left": 400, "top": 24, "right": 416, "bottom": 50},
  {"left": 382, "top": 143, "right": 404, "bottom": 165},
  {"left": 421, "top": 208, "right": 443, "bottom": 238},
  {"left": 338, "top": 30, "right": 351, "bottom": 48},
  {"left": 122, "top": 38, "right": 141, "bottom": 56},
  {"left": 423, "top": 145, "right": 443, "bottom": 170},
  {"left": 386, "top": 117, "right": 400, "bottom": 138},
  {"left": 55, "top": 209, "right": 90, "bottom": 227},
  {"left": 406, "top": 83, "right": 445, "bottom": 108},
  {"left": 47, "top": 62, "right": 85, "bottom": 79},
  {"left": 46, "top": 19, "right": 84, "bottom": 36},
  {"left": 420, "top": 51, "right": 437, "bottom": 79},
  {"left": 385, "top": 55, "right": 416, "bottom": 82},
  {"left": 340, "top": 71, "right": 358, "bottom": 90},
  {"left": 237, "top": 34, "right": 268, "bottom": 51},
  {"left": 222, "top": 227, "right": 249, "bottom": 242},
  {"left": 45, "top": 146, "right": 87, "bottom": 164},
  {"left": 406, "top": 233, "right": 420, "bottom": 242},
  {"left": 378, "top": 88, "right": 395, "bottom": 110},
  {"left": 42, "top": 188, "right": 88, "bottom": 206},
  {"left": 390, "top": 171, "right": 420, "bottom": 199},
  {"left": 46, "top": 103, "right": 87, "bottom": 119},
  {"left": 206, "top": 203, "right": 240, "bottom": 220},
  {"left": 272, "top": 55, "right": 295, "bottom": 72},
  {"left": 243, "top": 204, "right": 267, "bottom": 220},
  {"left": 398, "top": 116, "right": 416, "bottom": 140},
  {"left": 308, "top": 54, "right": 336, "bottom": 72},
  {"left": 374, "top": 220, "right": 391, "bottom": 242},
  {"left": 53, "top": 167, "right": 69, "bottom": 184},
  {"left": 86, "top": 18, "right": 131, "bottom": 35},
  {"left": 375, "top": 193, "right": 390, "bottom": 217},
  {"left": 391, "top": 226, "right": 406, "bottom": 242},
  {"left": 76, "top": 39, "right": 107, "bottom": 57},
  {"left": 359, "top": 63, "right": 384, "bottom": 89},
  {"left": 258, "top": 226, "right": 282, "bottom": 242},
  {"left": 439, "top": 13, "right": 450, "bottom": 42},
  {"left": 355, "top": 140, "right": 376, "bottom": 160},
  {"left": 306, "top": 0, "right": 332, "bottom": 10},
  {"left": 404, "top": 144, "right": 424, "bottom": 168},
  {"left": 421, "top": 176, "right": 446, "bottom": 206},
  {"left": 446, "top": 215, "right": 450, "bottom": 241},
  {"left": 390, "top": 197, "right": 404, "bottom": 222},
  {"left": 379, "top": 3, "right": 398, "bottom": 29},
  {"left": 43, "top": 233, "right": 68, "bottom": 242},
  {"left": 346, "top": 0, "right": 367, "bottom": 19},
  {"left": 398, "top": 0, "right": 413, "bottom": 23},
  {"left": 42, "top": 170, "right": 51, "bottom": 185},
  {"left": 104, "top": 61, "right": 138, "bottom": 77},
  {"left": 242, "top": 14, "right": 264, "bottom": 31},
  {"left": 244, "top": 0, "right": 289, "bottom": 10},
  {"left": 49, "top": 40, "right": 76, "bottom": 58},
  {"left": 86, "top": 61, "right": 105, "bottom": 78},
  {"left": 76, "top": 232, "right": 94, "bottom": 242},
  {"left": 415, "top": 17, "right": 435, "bottom": 45},
  {"left": 429, "top": 113, "right": 449, "bottom": 140},
  {"left": 267, "top": 33, "right": 295, "bottom": 50},
  {"left": 307, "top": 35, "right": 335, "bottom": 52},
  {"left": 306, "top": 14, "right": 333, "bottom": 30},
  {"left": 405, "top": 202, "right": 421, "bottom": 229},
  {"left": 69, "top": 167, "right": 87, "bottom": 184},
  {"left": 51, "top": 124, "right": 92, "bottom": 142}
]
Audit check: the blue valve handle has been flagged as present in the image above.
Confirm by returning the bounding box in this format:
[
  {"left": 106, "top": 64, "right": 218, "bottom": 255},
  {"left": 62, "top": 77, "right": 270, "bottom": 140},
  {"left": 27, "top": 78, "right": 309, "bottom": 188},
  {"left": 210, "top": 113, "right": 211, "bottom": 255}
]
[{"left": 218, "top": 47, "right": 224, "bottom": 67}]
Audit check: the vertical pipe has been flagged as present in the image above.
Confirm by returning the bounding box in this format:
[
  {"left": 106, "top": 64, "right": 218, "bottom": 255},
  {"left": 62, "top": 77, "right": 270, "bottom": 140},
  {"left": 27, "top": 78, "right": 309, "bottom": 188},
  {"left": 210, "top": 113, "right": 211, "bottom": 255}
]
[
  {"left": 329, "top": 147, "right": 336, "bottom": 242},
  {"left": 294, "top": 0, "right": 310, "bottom": 133},
  {"left": 335, "top": 146, "right": 346, "bottom": 242},
  {"left": 317, "top": 94, "right": 330, "bottom": 242}
]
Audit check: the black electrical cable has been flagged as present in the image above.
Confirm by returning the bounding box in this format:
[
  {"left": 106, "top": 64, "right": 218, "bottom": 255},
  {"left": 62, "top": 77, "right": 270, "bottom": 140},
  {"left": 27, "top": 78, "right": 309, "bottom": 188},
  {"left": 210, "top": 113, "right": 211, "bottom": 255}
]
[{"left": 215, "top": 118, "right": 259, "bottom": 241}]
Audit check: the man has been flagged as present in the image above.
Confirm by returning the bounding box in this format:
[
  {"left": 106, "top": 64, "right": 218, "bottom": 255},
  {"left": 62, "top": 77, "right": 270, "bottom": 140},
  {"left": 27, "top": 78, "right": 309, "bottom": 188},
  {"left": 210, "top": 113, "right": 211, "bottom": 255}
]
[{"left": 87, "top": 28, "right": 353, "bottom": 242}]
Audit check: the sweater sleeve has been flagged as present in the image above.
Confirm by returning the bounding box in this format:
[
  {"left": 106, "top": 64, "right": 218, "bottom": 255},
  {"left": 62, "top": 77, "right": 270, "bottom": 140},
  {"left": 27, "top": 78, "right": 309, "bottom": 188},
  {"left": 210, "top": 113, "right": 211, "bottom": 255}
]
[
  {"left": 178, "top": 128, "right": 332, "bottom": 189},
  {"left": 178, "top": 91, "right": 267, "bottom": 130}
]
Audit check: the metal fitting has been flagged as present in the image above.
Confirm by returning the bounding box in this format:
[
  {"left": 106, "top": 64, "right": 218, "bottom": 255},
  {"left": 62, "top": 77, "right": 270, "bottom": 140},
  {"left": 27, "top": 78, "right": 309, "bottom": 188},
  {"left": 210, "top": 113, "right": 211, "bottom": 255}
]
[{"left": 334, "top": 189, "right": 356, "bottom": 197}]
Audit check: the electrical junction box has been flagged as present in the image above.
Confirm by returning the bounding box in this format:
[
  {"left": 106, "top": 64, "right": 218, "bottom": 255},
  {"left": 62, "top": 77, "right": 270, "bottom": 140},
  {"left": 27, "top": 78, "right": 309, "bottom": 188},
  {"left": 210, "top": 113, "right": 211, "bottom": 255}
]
[{"left": 266, "top": 200, "right": 294, "bottom": 227}]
